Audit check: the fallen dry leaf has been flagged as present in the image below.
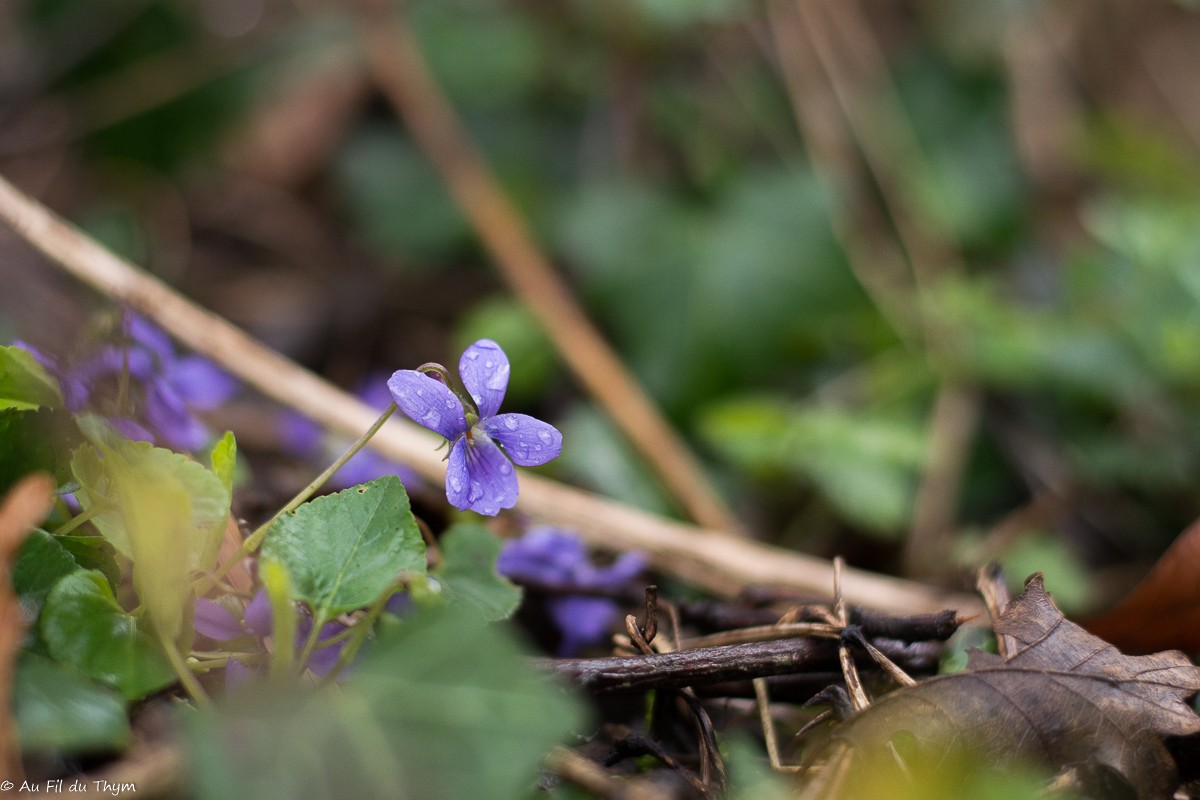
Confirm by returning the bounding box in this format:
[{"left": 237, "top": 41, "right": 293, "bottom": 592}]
[
  {"left": 807, "top": 574, "right": 1200, "bottom": 800},
  {"left": 1083, "top": 515, "right": 1200, "bottom": 654}
]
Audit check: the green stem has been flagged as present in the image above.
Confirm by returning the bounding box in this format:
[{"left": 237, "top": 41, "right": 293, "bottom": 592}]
[
  {"left": 316, "top": 581, "right": 409, "bottom": 686},
  {"left": 51, "top": 504, "right": 102, "bottom": 537},
  {"left": 159, "top": 632, "right": 210, "bottom": 709},
  {"left": 196, "top": 402, "right": 398, "bottom": 594}
]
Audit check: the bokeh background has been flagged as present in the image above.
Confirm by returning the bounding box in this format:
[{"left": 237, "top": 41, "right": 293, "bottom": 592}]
[{"left": 4, "top": 0, "right": 1200, "bottom": 614}]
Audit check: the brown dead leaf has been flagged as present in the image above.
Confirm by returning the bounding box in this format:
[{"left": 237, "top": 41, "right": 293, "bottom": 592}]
[
  {"left": 1083, "top": 515, "right": 1200, "bottom": 655},
  {"left": 809, "top": 574, "right": 1200, "bottom": 800}
]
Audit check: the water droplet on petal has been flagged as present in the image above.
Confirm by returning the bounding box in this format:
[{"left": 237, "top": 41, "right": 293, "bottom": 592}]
[
  {"left": 484, "top": 360, "right": 493, "bottom": 369},
  {"left": 467, "top": 351, "right": 479, "bottom": 360},
  {"left": 469, "top": 482, "right": 484, "bottom": 502},
  {"left": 485, "top": 365, "right": 509, "bottom": 391},
  {"left": 449, "top": 476, "right": 463, "bottom": 491},
  {"left": 504, "top": 417, "right": 518, "bottom": 430},
  {"left": 533, "top": 444, "right": 542, "bottom": 451},
  {"left": 499, "top": 461, "right": 512, "bottom": 475},
  {"left": 537, "top": 430, "right": 553, "bottom": 444},
  {"left": 415, "top": 388, "right": 424, "bottom": 397}
]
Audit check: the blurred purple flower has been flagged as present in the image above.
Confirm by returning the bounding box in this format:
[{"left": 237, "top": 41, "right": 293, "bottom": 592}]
[
  {"left": 280, "top": 373, "right": 420, "bottom": 491},
  {"left": 194, "top": 590, "right": 352, "bottom": 688},
  {"left": 497, "top": 528, "right": 645, "bottom": 656},
  {"left": 14, "top": 313, "right": 237, "bottom": 451},
  {"left": 388, "top": 339, "right": 562, "bottom": 515}
]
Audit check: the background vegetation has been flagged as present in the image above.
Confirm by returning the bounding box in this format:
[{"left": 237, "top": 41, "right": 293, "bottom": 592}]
[{"left": 3, "top": 0, "right": 1200, "bottom": 794}]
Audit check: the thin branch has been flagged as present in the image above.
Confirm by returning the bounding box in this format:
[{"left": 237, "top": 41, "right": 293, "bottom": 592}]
[
  {"left": 355, "top": 1, "right": 742, "bottom": 535},
  {"left": 544, "top": 637, "right": 839, "bottom": 693},
  {"left": 0, "top": 170, "right": 985, "bottom": 618}
]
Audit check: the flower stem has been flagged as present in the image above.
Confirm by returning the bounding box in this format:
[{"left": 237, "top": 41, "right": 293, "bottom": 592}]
[
  {"left": 317, "top": 579, "right": 410, "bottom": 686},
  {"left": 197, "top": 402, "right": 398, "bottom": 594},
  {"left": 158, "top": 631, "right": 211, "bottom": 709},
  {"left": 50, "top": 504, "right": 101, "bottom": 537}
]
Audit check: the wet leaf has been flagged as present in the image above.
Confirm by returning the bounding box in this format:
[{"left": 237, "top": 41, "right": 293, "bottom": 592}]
[{"left": 819, "top": 575, "right": 1200, "bottom": 800}]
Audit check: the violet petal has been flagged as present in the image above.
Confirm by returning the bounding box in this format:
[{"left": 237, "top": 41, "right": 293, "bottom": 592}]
[
  {"left": 550, "top": 595, "right": 619, "bottom": 656},
  {"left": 457, "top": 434, "right": 519, "bottom": 516},
  {"left": 387, "top": 370, "right": 467, "bottom": 440},
  {"left": 126, "top": 314, "right": 174, "bottom": 363},
  {"left": 482, "top": 414, "right": 563, "bottom": 466},
  {"left": 458, "top": 339, "right": 509, "bottom": 419},
  {"left": 167, "top": 356, "right": 239, "bottom": 409},
  {"left": 194, "top": 598, "right": 245, "bottom": 641},
  {"left": 243, "top": 589, "right": 272, "bottom": 637}
]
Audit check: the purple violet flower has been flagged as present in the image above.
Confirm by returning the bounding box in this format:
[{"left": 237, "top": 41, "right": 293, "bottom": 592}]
[
  {"left": 194, "top": 590, "right": 353, "bottom": 688},
  {"left": 14, "top": 313, "right": 238, "bottom": 451},
  {"left": 496, "top": 528, "right": 645, "bottom": 656},
  {"left": 387, "top": 339, "right": 562, "bottom": 516}
]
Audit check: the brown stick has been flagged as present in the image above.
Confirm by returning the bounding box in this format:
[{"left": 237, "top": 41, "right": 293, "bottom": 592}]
[
  {"left": 544, "top": 637, "right": 839, "bottom": 693},
  {"left": 355, "top": 3, "right": 742, "bottom": 535},
  {"left": 0, "top": 171, "right": 984, "bottom": 617}
]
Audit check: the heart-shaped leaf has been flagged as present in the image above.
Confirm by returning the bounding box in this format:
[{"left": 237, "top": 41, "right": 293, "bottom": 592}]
[
  {"left": 261, "top": 476, "right": 425, "bottom": 621},
  {"left": 40, "top": 570, "right": 174, "bottom": 701}
]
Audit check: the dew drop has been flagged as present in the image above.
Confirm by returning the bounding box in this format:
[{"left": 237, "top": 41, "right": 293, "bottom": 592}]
[
  {"left": 449, "top": 476, "right": 463, "bottom": 492},
  {"left": 499, "top": 462, "right": 513, "bottom": 475},
  {"left": 485, "top": 364, "right": 510, "bottom": 391},
  {"left": 467, "top": 351, "right": 479, "bottom": 360},
  {"left": 504, "top": 416, "right": 519, "bottom": 430},
  {"left": 469, "top": 482, "right": 484, "bottom": 502},
  {"left": 484, "top": 360, "right": 494, "bottom": 369},
  {"left": 537, "top": 430, "right": 553, "bottom": 444}
]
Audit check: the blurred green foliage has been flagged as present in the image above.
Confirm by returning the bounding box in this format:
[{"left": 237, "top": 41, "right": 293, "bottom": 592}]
[{"left": 10, "top": 0, "right": 1200, "bottom": 591}]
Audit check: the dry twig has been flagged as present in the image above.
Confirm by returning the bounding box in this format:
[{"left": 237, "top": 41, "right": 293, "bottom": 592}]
[
  {"left": 355, "top": 0, "right": 742, "bottom": 535},
  {"left": 0, "top": 171, "right": 985, "bottom": 617}
]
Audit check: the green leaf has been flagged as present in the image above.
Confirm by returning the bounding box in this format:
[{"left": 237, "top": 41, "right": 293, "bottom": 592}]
[
  {"left": 39, "top": 570, "right": 174, "bottom": 700},
  {"left": 12, "top": 529, "right": 81, "bottom": 623},
  {"left": 0, "top": 408, "right": 79, "bottom": 495},
  {"left": 210, "top": 431, "right": 237, "bottom": 496},
  {"left": 56, "top": 535, "right": 121, "bottom": 594},
  {"left": 71, "top": 416, "right": 230, "bottom": 642},
  {"left": 261, "top": 476, "right": 426, "bottom": 620},
  {"left": 0, "top": 345, "right": 62, "bottom": 411},
  {"left": 186, "top": 605, "right": 587, "bottom": 800},
  {"left": 13, "top": 654, "right": 130, "bottom": 754},
  {"left": 434, "top": 524, "right": 522, "bottom": 621},
  {"left": 336, "top": 126, "right": 468, "bottom": 262},
  {"left": 700, "top": 397, "right": 926, "bottom": 535}
]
